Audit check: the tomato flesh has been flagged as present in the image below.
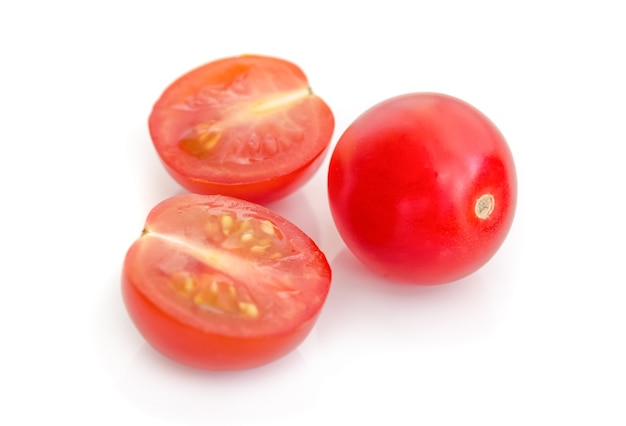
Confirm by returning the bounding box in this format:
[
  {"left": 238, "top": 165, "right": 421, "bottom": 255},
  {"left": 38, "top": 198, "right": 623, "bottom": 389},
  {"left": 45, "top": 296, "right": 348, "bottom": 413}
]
[
  {"left": 328, "top": 93, "right": 517, "bottom": 285},
  {"left": 149, "top": 54, "right": 334, "bottom": 203},
  {"left": 122, "top": 194, "right": 331, "bottom": 370}
]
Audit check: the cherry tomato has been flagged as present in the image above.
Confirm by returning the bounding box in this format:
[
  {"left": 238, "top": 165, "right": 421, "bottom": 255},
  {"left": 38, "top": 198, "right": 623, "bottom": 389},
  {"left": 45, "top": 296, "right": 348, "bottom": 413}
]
[
  {"left": 122, "top": 194, "right": 331, "bottom": 370},
  {"left": 148, "top": 54, "right": 334, "bottom": 203},
  {"left": 328, "top": 93, "right": 517, "bottom": 285}
]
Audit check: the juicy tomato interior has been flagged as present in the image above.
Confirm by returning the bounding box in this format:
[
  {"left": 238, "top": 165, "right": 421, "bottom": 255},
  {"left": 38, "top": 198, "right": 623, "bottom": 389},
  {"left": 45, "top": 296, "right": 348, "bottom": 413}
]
[
  {"left": 148, "top": 54, "right": 334, "bottom": 203},
  {"left": 122, "top": 194, "right": 331, "bottom": 370}
]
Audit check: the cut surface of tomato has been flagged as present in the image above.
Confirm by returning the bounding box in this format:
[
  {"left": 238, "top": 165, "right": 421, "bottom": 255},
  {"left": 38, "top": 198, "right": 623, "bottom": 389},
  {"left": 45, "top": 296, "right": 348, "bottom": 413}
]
[
  {"left": 122, "top": 194, "right": 331, "bottom": 370},
  {"left": 148, "top": 54, "right": 334, "bottom": 203}
]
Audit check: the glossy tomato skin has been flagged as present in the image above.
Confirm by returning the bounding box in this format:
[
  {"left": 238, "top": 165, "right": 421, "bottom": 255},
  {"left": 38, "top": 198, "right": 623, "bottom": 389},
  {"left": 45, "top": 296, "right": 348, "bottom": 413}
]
[
  {"left": 122, "top": 272, "right": 320, "bottom": 370},
  {"left": 149, "top": 54, "right": 334, "bottom": 203},
  {"left": 122, "top": 194, "right": 331, "bottom": 370},
  {"left": 328, "top": 93, "right": 517, "bottom": 285},
  {"left": 158, "top": 149, "right": 326, "bottom": 203}
]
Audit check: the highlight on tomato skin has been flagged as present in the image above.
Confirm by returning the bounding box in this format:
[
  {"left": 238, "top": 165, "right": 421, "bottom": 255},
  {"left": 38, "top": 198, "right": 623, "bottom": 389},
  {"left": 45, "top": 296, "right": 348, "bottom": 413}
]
[
  {"left": 122, "top": 193, "right": 332, "bottom": 371},
  {"left": 327, "top": 92, "right": 517, "bottom": 285},
  {"left": 148, "top": 54, "right": 335, "bottom": 204}
]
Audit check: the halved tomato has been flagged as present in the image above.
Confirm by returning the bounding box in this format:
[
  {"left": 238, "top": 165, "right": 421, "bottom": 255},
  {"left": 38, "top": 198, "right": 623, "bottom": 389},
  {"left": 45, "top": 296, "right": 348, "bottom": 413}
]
[
  {"left": 122, "top": 194, "right": 332, "bottom": 370},
  {"left": 148, "top": 54, "right": 334, "bottom": 203}
]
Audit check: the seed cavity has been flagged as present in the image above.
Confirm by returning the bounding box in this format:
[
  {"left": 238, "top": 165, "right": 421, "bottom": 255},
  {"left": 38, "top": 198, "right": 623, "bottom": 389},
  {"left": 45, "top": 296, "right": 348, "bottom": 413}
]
[
  {"left": 260, "top": 220, "right": 276, "bottom": 236},
  {"left": 475, "top": 194, "right": 495, "bottom": 219},
  {"left": 177, "top": 86, "right": 310, "bottom": 161},
  {"left": 240, "top": 231, "right": 254, "bottom": 242},
  {"left": 220, "top": 214, "right": 234, "bottom": 235},
  {"left": 170, "top": 271, "right": 197, "bottom": 294},
  {"left": 250, "top": 242, "right": 271, "bottom": 254},
  {"left": 238, "top": 302, "right": 259, "bottom": 318},
  {"left": 170, "top": 272, "right": 258, "bottom": 319},
  {"left": 203, "top": 213, "right": 290, "bottom": 258},
  {"left": 179, "top": 123, "right": 222, "bottom": 158}
]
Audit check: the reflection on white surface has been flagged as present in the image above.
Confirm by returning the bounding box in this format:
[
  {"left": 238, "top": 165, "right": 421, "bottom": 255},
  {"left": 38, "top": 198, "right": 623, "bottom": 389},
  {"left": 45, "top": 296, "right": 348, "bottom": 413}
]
[{"left": 116, "top": 344, "right": 316, "bottom": 425}]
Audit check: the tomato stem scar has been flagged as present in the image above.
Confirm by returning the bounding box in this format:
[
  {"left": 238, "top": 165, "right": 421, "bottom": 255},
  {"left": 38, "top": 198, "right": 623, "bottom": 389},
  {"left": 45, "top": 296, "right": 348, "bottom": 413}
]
[{"left": 475, "top": 194, "right": 495, "bottom": 219}]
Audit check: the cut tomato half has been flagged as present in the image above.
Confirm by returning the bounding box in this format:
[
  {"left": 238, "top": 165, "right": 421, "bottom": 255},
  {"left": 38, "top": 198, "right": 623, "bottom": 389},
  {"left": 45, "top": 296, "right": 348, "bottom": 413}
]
[
  {"left": 122, "top": 194, "right": 332, "bottom": 370},
  {"left": 148, "top": 54, "right": 334, "bottom": 203}
]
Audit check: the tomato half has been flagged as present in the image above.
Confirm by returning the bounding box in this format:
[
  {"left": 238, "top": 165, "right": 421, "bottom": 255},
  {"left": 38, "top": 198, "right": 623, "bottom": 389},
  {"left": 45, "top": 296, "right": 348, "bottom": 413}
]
[
  {"left": 122, "top": 194, "right": 331, "bottom": 370},
  {"left": 328, "top": 93, "right": 517, "bottom": 285},
  {"left": 148, "top": 54, "right": 334, "bottom": 203}
]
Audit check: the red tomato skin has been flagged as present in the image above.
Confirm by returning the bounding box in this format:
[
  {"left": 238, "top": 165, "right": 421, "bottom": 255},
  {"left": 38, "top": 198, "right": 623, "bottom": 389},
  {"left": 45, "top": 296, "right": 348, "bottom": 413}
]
[
  {"left": 328, "top": 93, "right": 517, "bottom": 285},
  {"left": 122, "top": 265, "right": 320, "bottom": 371},
  {"left": 158, "top": 148, "right": 326, "bottom": 204}
]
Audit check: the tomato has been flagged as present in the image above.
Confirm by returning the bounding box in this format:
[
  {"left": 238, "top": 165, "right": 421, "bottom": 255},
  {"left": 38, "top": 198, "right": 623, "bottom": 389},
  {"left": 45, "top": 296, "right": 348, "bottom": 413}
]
[
  {"left": 122, "top": 194, "right": 331, "bottom": 370},
  {"left": 328, "top": 93, "right": 517, "bottom": 285},
  {"left": 148, "top": 54, "right": 334, "bottom": 203}
]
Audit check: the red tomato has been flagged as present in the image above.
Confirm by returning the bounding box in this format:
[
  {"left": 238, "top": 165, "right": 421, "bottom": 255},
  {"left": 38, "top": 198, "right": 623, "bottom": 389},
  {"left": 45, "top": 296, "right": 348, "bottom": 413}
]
[
  {"left": 148, "top": 54, "right": 334, "bottom": 203},
  {"left": 122, "top": 194, "right": 331, "bottom": 370},
  {"left": 328, "top": 93, "right": 517, "bottom": 285}
]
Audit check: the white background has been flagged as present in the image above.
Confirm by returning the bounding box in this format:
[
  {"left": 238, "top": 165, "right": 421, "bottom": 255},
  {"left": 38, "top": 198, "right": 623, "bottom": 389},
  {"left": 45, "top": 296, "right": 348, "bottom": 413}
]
[{"left": 2, "top": 1, "right": 625, "bottom": 425}]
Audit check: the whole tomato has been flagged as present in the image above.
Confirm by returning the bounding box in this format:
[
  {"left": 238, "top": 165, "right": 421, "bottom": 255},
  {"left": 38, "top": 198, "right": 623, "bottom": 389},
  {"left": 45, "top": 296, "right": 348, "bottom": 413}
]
[{"left": 328, "top": 92, "right": 517, "bottom": 285}]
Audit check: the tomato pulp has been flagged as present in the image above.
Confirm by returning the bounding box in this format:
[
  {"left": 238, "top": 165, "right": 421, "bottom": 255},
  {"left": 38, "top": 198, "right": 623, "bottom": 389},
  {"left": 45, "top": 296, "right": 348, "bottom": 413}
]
[
  {"left": 148, "top": 54, "right": 334, "bottom": 203},
  {"left": 328, "top": 93, "right": 517, "bottom": 285},
  {"left": 122, "top": 194, "right": 332, "bottom": 370}
]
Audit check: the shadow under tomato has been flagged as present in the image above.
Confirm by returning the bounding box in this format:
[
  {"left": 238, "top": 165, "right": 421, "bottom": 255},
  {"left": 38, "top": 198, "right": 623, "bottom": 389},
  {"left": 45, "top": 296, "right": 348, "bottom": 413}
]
[
  {"left": 93, "top": 262, "right": 323, "bottom": 426},
  {"left": 315, "top": 248, "right": 504, "bottom": 353},
  {"left": 125, "top": 128, "right": 188, "bottom": 208},
  {"left": 115, "top": 340, "right": 318, "bottom": 426}
]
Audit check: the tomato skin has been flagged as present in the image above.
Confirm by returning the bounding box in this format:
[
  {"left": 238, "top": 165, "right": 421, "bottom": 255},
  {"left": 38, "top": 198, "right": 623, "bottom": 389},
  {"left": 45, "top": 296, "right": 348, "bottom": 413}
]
[
  {"left": 148, "top": 54, "right": 334, "bottom": 203},
  {"left": 122, "top": 194, "right": 331, "bottom": 370},
  {"left": 328, "top": 93, "right": 517, "bottom": 285},
  {"left": 122, "top": 270, "right": 320, "bottom": 370},
  {"left": 158, "top": 148, "right": 326, "bottom": 203}
]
